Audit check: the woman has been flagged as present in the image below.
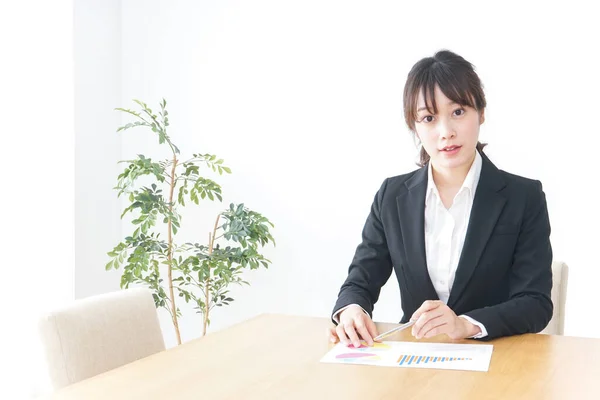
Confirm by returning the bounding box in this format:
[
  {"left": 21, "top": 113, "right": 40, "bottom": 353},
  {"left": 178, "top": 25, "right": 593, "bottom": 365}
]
[{"left": 328, "top": 50, "right": 553, "bottom": 347}]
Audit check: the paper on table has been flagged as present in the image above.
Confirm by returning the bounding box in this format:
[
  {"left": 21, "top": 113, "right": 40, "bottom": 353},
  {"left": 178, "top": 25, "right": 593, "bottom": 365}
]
[{"left": 320, "top": 340, "right": 493, "bottom": 372}]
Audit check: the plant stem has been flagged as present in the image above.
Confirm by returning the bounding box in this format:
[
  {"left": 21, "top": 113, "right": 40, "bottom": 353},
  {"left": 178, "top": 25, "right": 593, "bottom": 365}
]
[
  {"left": 202, "top": 214, "right": 220, "bottom": 336},
  {"left": 167, "top": 153, "right": 182, "bottom": 345}
]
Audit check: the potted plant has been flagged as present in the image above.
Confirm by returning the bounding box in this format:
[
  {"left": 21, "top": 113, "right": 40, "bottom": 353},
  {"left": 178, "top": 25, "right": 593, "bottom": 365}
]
[{"left": 106, "top": 99, "right": 275, "bottom": 344}]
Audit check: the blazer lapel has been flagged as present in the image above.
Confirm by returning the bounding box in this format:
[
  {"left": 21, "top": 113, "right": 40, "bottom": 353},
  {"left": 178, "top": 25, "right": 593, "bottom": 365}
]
[
  {"left": 447, "top": 153, "right": 507, "bottom": 308},
  {"left": 396, "top": 166, "right": 439, "bottom": 301}
]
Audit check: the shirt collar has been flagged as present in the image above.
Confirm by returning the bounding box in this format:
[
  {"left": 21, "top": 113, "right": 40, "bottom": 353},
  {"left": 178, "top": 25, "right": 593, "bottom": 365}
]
[{"left": 426, "top": 150, "right": 483, "bottom": 204}]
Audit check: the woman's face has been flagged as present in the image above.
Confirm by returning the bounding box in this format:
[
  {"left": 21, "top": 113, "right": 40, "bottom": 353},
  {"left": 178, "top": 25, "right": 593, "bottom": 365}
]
[{"left": 414, "top": 85, "right": 484, "bottom": 172}]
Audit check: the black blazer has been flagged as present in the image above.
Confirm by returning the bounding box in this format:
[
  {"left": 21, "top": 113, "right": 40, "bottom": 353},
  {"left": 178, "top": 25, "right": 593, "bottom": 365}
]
[{"left": 332, "top": 152, "right": 553, "bottom": 340}]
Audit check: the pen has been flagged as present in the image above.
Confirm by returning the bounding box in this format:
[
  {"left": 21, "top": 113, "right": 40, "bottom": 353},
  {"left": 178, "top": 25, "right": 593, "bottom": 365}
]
[{"left": 373, "top": 320, "right": 416, "bottom": 341}]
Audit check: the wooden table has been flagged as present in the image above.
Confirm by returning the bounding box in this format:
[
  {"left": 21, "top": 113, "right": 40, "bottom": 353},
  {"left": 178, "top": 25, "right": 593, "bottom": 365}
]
[{"left": 43, "top": 313, "right": 600, "bottom": 399}]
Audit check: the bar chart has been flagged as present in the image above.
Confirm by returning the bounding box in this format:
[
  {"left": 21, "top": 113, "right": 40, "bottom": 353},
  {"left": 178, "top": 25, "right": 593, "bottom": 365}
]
[{"left": 397, "top": 354, "right": 472, "bottom": 365}]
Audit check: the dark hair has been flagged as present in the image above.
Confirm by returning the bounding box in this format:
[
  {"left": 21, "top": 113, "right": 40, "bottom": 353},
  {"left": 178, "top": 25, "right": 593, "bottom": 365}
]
[{"left": 403, "top": 50, "right": 487, "bottom": 167}]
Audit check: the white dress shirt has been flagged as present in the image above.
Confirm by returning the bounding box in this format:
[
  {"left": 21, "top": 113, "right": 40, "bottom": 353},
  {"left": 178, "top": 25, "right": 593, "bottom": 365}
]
[{"left": 335, "top": 151, "right": 488, "bottom": 339}]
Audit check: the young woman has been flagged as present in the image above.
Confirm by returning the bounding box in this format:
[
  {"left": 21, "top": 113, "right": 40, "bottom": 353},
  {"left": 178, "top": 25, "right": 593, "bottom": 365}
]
[{"left": 328, "top": 50, "right": 552, "bottom": 347}]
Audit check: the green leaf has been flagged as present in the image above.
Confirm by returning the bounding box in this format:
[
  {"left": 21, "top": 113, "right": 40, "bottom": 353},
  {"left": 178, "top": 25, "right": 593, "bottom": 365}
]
[{"left": 108, "top": 99, "right": 268, "bottom": 331}]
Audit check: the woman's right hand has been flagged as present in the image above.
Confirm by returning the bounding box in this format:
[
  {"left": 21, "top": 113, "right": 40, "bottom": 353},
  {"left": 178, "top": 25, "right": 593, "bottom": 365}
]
[{"left": 327, "top": 305, "right": 379, "bottom": 348}]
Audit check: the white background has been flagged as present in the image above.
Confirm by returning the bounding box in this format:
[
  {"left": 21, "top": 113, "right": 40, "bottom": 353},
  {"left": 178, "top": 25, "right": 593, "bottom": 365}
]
[
  {"left": 113, "top": 0, "right": 600, "bottom": 344},
  {"left": 1, "top": 1, "right": 75, "bottom": 397},
  {"left": 2, "top": 0, "right": 599, "bottom": 397}
]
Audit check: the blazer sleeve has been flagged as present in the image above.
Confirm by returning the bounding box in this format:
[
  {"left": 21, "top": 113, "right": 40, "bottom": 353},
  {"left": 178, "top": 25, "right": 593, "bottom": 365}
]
[
  {"left": 331, "top": 178, "right": 394, "bottom": 324},
  {"left": 464, "top": 180, "right": 553, "bottom": 340}
]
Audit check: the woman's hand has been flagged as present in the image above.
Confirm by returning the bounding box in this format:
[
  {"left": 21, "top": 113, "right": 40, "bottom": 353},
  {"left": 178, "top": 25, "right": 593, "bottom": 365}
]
[
  {"left": 327, "top": 305, "right": 379, "bottom": 348},
  {"left": 410, "top": 300, "right": 481, "bottom": 340}
]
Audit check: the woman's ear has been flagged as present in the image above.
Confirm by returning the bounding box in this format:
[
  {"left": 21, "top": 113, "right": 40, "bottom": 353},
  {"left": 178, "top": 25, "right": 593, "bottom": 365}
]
[{"left": 479, "top": 109, "right": 485, "bottom": 125}]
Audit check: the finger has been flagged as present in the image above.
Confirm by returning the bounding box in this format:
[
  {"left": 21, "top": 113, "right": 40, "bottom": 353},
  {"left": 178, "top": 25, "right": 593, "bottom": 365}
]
[
  {"left": 416, "top": 315, "right": 447, "bottom": 339},
  {"left": 336, "top": 324, "right": 349, "bottom": 345},
  {"left": 366, "top": 318, "right": 380, "bottom": 343},
  {"left": 423, "top": 319, "right": 449, "bottom": 339},
  {"left": 354, "top": 319, "right": 374, "bottom": 346},
  {"left": 410, "top": 300, "right": 443, "bottom": 322},
  {"left": 411, "top": 300, "right": 442, "bottom": 320},
  {"left": 327, "top": 327, "right": 339, "bottom": 343},
  {"left": 344, "top": 322, "right": 362, "bottom": 348},
  {"left": 412, "top": 308, "right": 445, "bottom": 337}
]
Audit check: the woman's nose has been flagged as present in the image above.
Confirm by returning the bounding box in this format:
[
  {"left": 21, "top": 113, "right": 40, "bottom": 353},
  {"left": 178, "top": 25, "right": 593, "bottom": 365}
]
[{"left": 438, "top": 120, "right": 456, "bottom": 139}]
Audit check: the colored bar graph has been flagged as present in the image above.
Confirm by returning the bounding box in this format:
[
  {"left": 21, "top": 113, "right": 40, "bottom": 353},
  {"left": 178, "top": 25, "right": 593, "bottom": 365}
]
[{"left": 397, "top": 354, "right": 472, "bottom": 365}]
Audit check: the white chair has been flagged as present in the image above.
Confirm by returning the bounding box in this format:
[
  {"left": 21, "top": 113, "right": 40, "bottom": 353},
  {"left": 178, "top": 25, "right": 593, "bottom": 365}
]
[
  {"left": 540, "top": 261, "right": 569, "bottom": 335},
  {"left": 38, "top": 287, "right": 165, "bottom": 390}
]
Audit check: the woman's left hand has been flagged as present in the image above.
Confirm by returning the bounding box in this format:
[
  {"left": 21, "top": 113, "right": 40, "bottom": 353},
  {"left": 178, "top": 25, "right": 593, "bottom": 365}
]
[{"left": 410, "top": 300, "right": 480, "bottom": 340}]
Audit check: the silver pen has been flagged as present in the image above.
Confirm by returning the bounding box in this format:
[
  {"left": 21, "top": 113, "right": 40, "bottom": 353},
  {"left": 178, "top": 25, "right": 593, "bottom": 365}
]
[{"left": 373, "top": 320, "right": 416, "bottom": 341}]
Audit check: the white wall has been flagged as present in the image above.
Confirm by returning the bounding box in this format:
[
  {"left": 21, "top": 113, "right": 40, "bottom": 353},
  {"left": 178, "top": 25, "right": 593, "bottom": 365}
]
[
  {"left": 1, "top": 1, "right": 75, "bottom": 398},
  {"left": 74, "top": 0, "right": 123, "bottom": 299},
  {"left": 77, "top": 0, "right": 600, "bottom": 346}
]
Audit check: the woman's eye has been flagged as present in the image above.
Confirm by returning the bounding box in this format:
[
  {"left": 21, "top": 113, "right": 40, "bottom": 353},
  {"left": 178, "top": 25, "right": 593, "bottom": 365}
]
[
  {"left": 421, "top": 115, "right": 434, "bottom": 123},
  {"left": 454, "top": 109, "right": 465, "bottom": 116}
]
